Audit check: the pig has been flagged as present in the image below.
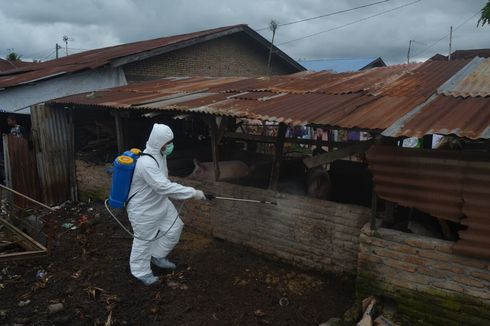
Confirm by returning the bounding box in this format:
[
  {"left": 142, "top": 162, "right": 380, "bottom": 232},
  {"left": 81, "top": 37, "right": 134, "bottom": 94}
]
[
  {"left": 187, "top": 159, "right": 250, "bottom": 182},
  {"left": 306, "top": 166, "right": 331, "bottom": 200}
]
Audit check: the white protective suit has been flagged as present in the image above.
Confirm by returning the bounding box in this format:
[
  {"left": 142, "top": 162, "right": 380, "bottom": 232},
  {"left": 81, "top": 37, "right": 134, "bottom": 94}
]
[{"left": 127, "top": 124, "right": 198, "bottom": 278}]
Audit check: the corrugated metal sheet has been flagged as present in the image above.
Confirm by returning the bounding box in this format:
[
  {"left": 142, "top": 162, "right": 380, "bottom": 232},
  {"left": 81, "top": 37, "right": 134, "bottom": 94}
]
[
  {"left": 31, "top": 105, "right": 75, "bottom": 205},
  {"left": 5, "top": 135, "right": 43, "bottom": 208},
  {"left": 0, "top": 59, "right": 36, "bottom": 72},
  {"left": 367, "top": 144, "right": 490, "bottom": 260},
  {"left": 375, "top": 59, "right": 470, "bottom": 97},
  {"left": 382, "top": 58, "right": 490, "bottom": 140},
  {"left": 387, "top": 96, "right": 490, "bottom": 139},
  {"left": 51, "top": 60, "right": 482, "bottom": 134},
  {"left": 439, "top": 57, "right": 490, "bottom": 98}
]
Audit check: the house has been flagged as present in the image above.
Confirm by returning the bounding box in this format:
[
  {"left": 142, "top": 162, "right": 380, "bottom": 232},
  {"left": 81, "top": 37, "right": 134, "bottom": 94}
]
[
  {"left": 297, "top": 57, "right": 385, "bottom": 72},
  {"left": 0, "top": 24, "right": 304, "bottom": 113},
  {"left": 430, "top": 48, "right": 490, "bottom": 61}
]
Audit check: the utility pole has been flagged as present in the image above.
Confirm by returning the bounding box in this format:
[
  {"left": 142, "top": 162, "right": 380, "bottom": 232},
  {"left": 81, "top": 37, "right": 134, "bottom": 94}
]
[
  {"left": 448, "top": 25, "right": 453, "bottom": 61},
  {"left": 266, "top": 20, "right": 278, "bottom": 77},
  {"left": 407, "top": 39, "right": 414, "bottom": 64},
  {"left": 55, "top": 43, "right": 62, "bottom": 59}
]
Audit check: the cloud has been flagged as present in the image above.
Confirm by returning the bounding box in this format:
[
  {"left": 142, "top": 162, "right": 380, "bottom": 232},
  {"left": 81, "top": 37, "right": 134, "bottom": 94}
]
[{"left": 0, "top": 0, "right": 488, "bottom": 64}]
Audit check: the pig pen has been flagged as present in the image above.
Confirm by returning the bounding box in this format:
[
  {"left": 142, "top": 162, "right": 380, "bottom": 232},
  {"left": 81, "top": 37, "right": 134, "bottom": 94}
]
[{"left": 76, "top": 161, "right": 370, "bottom": 274}]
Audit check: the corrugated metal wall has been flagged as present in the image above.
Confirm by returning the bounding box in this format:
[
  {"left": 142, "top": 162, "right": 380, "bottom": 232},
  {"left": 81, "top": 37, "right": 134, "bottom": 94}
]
[
  {"left": 31, "top": 104, "right": 77, "bottom": 205},
  {"left": 4, "top": 135, "right": 43, "bottom": 208},
  {"left": 367, "top": 144, "right": 490, "bottom": 259}
]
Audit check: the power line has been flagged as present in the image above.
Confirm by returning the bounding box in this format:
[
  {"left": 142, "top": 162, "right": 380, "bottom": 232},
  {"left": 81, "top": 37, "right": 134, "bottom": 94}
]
[
  {"left": 256, "top": 0, "right": 392, "bottom": 31},
  {"left": 412, "top": 11, "right": 480, "bottom": 58},
  {"left": 68, "top": 47, "right": 90, "bottom": 51},
  {"left": 278, "top": 0, "right": 421, "bottom": 46},
  {"left": 41, "top": 49, "right": 56, "bottom": 61}
]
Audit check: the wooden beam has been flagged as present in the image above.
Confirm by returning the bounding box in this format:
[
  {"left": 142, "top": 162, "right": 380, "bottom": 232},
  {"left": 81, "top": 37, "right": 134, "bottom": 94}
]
[
  {"left": 371, "top": 190, "right": 378, "bottom": 230},
  {"left": 0, "top": 218, "right": 46, "bottom": 262},
  {"left": 269, "top": 123, "right": 287, "bottom": 190},
  {"left": 114, "top": 110, "right": 124, "bottom": 154},
  {"left": 303, "top": 140, "right": 374, "bottom": 169},
  {"left": 206, "top": 117, "right": 220, "bottom": 181},
  {"left": 216, "top": 117, "right": 230, "bottom": 144}
]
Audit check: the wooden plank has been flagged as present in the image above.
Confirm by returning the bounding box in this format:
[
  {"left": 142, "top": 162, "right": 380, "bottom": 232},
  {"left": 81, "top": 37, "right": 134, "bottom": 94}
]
[
  {"left": 269, "top": 123, "right": 287, "bottom": 190},
  {"left": 0, "top": 250, "right": 47, "bottom": 262},
  {"left": 114, "top": 110, "right": 124, "bottom": 154},
  {"left": 0, "top": 218, "right": 47, "bottom": 261},
  {"left": 303, "top": 140, "right": 374, "bottom": 169}
]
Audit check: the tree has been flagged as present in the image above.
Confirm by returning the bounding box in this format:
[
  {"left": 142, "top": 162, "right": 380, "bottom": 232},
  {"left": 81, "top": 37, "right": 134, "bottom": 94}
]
[
  {"left": 6, "top": 51, "right": 22, "bottom": 61},
  {"left": 478, "top": 0, "right": 490, "bottom": 26}
]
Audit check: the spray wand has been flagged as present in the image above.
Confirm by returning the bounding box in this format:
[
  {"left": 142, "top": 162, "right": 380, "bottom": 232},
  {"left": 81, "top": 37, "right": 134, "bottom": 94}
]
[{"left": 205, "top": 194, "right": 277, "bottom": 206}]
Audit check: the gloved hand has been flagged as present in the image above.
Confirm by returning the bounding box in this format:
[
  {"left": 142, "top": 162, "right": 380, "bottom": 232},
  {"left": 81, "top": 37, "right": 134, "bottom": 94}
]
[{"left": 193, "top": 190, "right": 206, "bottom": 200}]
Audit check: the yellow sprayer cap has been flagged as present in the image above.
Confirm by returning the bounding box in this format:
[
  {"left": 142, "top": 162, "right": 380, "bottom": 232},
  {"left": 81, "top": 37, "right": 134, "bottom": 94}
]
[
  {"left": 117, "top": 155, "right": 134, "bottom": 165},
  {"left": 130, "top": 148, "right": 142, "bottom": 155}
]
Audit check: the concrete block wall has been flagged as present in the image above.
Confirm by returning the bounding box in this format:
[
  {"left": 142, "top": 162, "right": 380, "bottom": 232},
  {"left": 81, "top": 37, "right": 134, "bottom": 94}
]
[
  {"left": 175, "top": 177, "right": 370, "bottom": 274},
  {"left": 357, "top": 225, "right": 490, "bottom": 326},
  {"left": 123, "top": 33, "right": 297, "bottom": 81}
]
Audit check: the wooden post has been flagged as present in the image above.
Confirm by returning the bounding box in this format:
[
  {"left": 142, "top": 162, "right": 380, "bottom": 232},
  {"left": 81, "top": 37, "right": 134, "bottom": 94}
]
[
  {"left": 114, "top": 110, "right": 124, "bottom": 154},
  {"left": 68, "top": 109, "right": 78, "bottom": 201},
  {"left": 3, "top": 135, "right": 12, "bottom": 203},
  {"left": 269, "top": 123, "right": 287, "bottom": 190},
  {"left": 207, "top": 117, "right": 220, "bottom": 181},
  {"left": 371, "top": 189, "right": 377, "bottom": 230}
]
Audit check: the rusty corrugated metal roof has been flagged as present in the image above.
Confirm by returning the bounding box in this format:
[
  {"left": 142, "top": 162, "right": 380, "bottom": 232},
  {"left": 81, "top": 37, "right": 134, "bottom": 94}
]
[
  {"left": 438, "top": 57, "right": 490, "bottom": 98},
  {"left": 367, "top": 144, "right": 490, "bottom": 260},
  {"left": 51, "top": 60, "right": 479, "bottom": 133},
  {"left": 382, "top": 58, "right": 490, "bottom": 140},
  {"left": 387, "top": 96, "right": 490, "bottom": 139},
  {"left": 0, "top": 59, "right": 36, "bottom": 72},
  {"left": 0, "top": 25, "right": 304, "bottom": 89}
]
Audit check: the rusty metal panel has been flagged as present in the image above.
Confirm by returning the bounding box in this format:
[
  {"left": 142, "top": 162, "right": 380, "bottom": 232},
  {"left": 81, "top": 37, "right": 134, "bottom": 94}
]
[
  {"left": 31, "top": 105, "right": 74, "bottom": 205},
  {"left": 386, "top": 96, "right": 490, "bottom": 140},
  {"left": 439, "top": 57, "right": 490, "bottom": 98},
  {"left": 376, "top": 60, "right": 469, "bottom": 97},
  {"left": 50, "top": 59, "right": 479, "bottom": 133},
  {"left": 367, "top": 144, "right": 490, "bottom": 260},
  {"left": 5, "top": 135, "right": 43, "bottom": 208}
]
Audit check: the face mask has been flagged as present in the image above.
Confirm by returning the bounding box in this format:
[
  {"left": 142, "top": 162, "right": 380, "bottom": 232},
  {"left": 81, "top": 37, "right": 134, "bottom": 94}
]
[{"left": 162, "top": 143, "right": 174, "bottom": 156}]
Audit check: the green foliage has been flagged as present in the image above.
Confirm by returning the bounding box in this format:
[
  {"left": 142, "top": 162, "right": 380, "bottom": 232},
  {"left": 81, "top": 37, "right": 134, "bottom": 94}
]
[
  {"left": 6, "top": 51, "right": 21, "bottom": 61},
  {"left": 478, "top": 1, "right": 490, "bottom": 26}
]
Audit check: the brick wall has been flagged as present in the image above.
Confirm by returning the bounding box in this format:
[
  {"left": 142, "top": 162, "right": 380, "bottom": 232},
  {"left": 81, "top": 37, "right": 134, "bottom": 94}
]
[
  {"left": 357, "top": 225, "right": 490, "bottom": 325},
  {"left": 123, "top": 33, "right": 297, "bottom": 81},
  {"left": 175, "top": 177, "right": 370, "bottom": 274}
]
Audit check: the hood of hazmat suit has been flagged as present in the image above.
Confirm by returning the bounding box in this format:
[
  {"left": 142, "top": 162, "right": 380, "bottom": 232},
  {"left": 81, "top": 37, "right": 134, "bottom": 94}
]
[{"left": 127, "top": 123, "right": 197, "bottom": 278}]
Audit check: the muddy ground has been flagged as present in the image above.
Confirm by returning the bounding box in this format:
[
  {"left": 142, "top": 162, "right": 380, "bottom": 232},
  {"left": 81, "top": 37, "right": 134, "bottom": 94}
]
[{"left": 1, "top": 202, "right": 355, "bottom": 325}]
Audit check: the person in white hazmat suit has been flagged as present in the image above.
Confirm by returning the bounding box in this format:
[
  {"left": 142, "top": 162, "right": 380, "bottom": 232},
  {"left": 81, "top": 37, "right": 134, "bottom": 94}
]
[{"left": 127, "top": 123, "right": 206, "bottom": 285}]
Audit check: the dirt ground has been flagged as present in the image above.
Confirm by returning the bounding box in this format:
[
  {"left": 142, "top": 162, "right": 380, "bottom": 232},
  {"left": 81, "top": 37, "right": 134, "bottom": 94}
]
[{"left": 1, "top": 202, "right": 355, "bottom": 325}]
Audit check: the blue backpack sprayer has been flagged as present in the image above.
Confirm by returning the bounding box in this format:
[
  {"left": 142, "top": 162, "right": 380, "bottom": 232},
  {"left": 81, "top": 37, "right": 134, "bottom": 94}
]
[
  {"left": 105, "top": 148, "right": 277, "bottom": 241},
  {"left": 104, "top": 148, "right": 181, "bottom": 241}
]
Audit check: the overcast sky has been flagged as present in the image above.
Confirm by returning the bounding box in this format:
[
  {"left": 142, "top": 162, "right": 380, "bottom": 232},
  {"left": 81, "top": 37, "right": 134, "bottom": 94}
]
[{"left": 0, "top": 0, "right": 488, "bottom": 64}]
